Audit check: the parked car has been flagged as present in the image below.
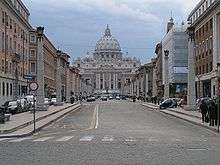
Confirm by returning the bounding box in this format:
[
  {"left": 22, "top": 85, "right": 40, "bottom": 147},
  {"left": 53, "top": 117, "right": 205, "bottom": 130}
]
[
  {"left": 116, "top": 96, "right": 120, "bottom": 100},
  {"left": 87, "top": 96, "right": 96, "bottom": 102},
  {"left": 121, "top": 95, "right": 127, "bottom": 100},
  {"left": 44, "top": 98, "right": 51, "bottom": 105},
  {"left": 159, "top": 99, "right": 177, "bottom": 109},
  {"left": 109, "top": 96, "right": 114, "bottom": 100},
  {"left": 51, "top": 98, "right": 57, "bottom": 104},
  {"left": 25, "top": 95, "right": 34, "bottom": 105},
  {"left": 3, "top": 101, "right": 19, "bottom": 114},
  {"left": 101, "top": 96, "right": 108, "bottom": 101}
]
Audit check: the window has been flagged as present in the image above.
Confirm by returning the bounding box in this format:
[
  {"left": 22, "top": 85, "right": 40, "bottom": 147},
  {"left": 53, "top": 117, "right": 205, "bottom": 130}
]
[
  {"left": 6, "top": 83, "right": 9, "bottom": 96},
  {"left": 30, "top": 35, "right": 36, "bottom": 43},
  {"left": 2, "top": 32, "right": 5, "bottom": 50},
  {"left": 210, "top": 62, "right": 213, "bottom": 72},
  {"left": 206, "top": 63, "right": 209, "bottom": 73},
  {"left": 30, "top": 62, "right": 36, "bottom": 73},
  {"left": 2, "top": 59, "right": 4, "bottom": 71},
  {"left": 2, "top": 82, "right": 5, "bottom": 96},
  {"left": 30, "top": 49, "right": 36, "bottom": 58},
  {"left": 10, "top": 83, "right": 12, "bottom": 96}
]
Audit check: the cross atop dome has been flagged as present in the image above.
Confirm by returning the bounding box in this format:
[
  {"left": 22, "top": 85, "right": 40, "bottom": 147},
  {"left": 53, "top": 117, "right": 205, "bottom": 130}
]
[{"left": 104, "top": 24, "right": 111, "bottom": 37}]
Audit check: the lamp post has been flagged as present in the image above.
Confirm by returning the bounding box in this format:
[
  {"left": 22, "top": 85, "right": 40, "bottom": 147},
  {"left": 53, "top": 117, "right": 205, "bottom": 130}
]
[
  {"left": 164, "top": 50, "right": 169, "bottom": 99},
  {"left": 217, "top": 63, "right": 220, "bottom": 132}
]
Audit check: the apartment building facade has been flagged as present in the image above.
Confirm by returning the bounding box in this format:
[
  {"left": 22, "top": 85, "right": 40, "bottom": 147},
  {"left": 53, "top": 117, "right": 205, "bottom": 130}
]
[
  {"left": 0, "top": 0, "right": 32, "bottom": 105},
  {"left": 188, "top": 0, "right": 220, "bottom": 98}
]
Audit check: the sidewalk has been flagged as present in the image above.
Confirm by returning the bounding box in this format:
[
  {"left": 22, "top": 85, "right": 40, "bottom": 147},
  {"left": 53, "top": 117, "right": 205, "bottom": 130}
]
[
  {"left": 0, "top": 102, "right": 81, "bottom": 138},
  {"left": 142, "top": 102, "right": 218, "bottom": 132}
]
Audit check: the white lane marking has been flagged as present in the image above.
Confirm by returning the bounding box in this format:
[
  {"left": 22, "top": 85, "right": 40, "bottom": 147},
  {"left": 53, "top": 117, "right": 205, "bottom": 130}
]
[
  {"left": 9, "top": 137, "right": 32, "bottom": 142},
  {"left": 187, "top": 148, "right": 208, "bottom": 151},
  {"left": 149, "top": 138, "right": 159, "bottom": 142},
  {"left": 95, "top": 105, "right": 99, "bottom": 129},
  {"left": 56, "top": 136, "right": 74, "bottom": 142},
  {"left": 125, "top": 137, "right": 136, "bottom": 142},
  {"left": 79, "top": 135, "right": 94, "bottom": 142},
  {"left": 102, "top": 136, "right": 114, "bottom": 142},
  {"left": 0, "top": 138, "right": 11, "bottom": 142},
  {"left": 33, "top": 137, "right": 53, "bottom": 142}
]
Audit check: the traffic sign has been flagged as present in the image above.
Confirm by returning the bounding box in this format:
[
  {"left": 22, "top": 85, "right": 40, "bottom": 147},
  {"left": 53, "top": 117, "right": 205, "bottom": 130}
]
[
  {"left": 24, "top": 74, "right": 35, "bottom": 80},
  {"left": 29, "top": 82, "right": 39, "bottom": 91}
]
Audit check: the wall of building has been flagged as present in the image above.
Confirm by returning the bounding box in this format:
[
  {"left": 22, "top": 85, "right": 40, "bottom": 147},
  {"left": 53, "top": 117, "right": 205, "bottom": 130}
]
[{"left": 0, "top": 0, "right": 31, "bottom": 105}]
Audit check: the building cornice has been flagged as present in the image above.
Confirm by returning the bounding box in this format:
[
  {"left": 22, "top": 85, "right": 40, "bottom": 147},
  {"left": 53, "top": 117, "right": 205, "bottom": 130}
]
[
  {"left": 2, "top": 0, "right": 32, "bottom": 30},
  {"left": 188, "top": 0, "right": 220, "bottom": 27}
]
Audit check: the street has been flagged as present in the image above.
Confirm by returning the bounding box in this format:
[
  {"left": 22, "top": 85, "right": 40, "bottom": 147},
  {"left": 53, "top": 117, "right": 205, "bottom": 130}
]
[{"left": 1, "top": 100, "right": 220, "bottom": 165}]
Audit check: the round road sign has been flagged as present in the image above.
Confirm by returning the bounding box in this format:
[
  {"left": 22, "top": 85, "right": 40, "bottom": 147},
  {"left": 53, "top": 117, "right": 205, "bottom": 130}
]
[{"left": 29, "top": 82, "right": 39, "bottom": 91}]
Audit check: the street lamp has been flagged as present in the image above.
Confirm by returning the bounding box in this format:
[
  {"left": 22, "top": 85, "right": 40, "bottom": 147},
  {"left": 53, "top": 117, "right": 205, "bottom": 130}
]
[
  {"left": 217, "top": 63, "right": 220, "bottom": 132},
  {"left": 164, "top": 50, "right": 169, "bottom": 99}
]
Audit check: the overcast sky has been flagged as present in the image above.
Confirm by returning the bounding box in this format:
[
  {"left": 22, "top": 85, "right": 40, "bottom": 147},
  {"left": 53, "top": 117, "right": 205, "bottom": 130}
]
[{"left": 23, "top": 0, "right": 200, "bottom": 63}]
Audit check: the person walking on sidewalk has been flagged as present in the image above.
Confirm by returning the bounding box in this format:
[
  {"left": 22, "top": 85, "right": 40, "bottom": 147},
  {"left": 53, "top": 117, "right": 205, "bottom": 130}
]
[
  {"left": 208, "top": 101, "right": 217, "bottom": 126},
  {"left": 200, "top": 100, "right": 208, "bottom": 123}
]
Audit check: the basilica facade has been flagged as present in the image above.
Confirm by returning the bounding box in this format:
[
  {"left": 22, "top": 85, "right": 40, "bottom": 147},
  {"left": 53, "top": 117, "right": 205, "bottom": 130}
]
[{"left": 73, "top": 26, "right": 141, "bottom": 95}]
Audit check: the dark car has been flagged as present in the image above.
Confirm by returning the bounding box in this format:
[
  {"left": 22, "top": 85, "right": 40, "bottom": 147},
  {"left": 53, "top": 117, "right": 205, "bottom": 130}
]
[
  {"left": 101, "top": 96, "right": 108, "bottom": 101},
  {"left": 121, "top": 95, "right": 127, "bottom": 100},
  {"left": 159, "top": 99, "right": 177, "bottom": 109}
]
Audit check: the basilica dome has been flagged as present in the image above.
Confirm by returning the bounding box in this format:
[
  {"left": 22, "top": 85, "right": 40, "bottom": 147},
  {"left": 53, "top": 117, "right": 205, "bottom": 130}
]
[{"left": 95, "top": 25, "right": 121, "bottom": 52}]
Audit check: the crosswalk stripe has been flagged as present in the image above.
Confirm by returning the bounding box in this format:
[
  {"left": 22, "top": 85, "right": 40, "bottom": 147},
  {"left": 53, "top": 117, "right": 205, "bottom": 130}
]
[
  {"left": 33, "top": 137, "right": 53, "bottom": 142},
  {"left": 125, "top": 138, "right": 136, "bottom": 142},
  {"left": 102, "top": 136, "right": 114, "bottom": 142},
  {"left": 56, "top": 136, "right": 74, "bottom": 142},
  {"left": 79, "top": 135, "right": 94, "bottom": 142},
  {"left": 9, "top": 137, "right": 32, "bottom": 142}
]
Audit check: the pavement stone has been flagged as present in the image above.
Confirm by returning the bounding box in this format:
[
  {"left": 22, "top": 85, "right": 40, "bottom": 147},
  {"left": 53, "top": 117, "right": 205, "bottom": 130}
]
[
  {"left": 0, "top": 103, "right": 81, "bottom": 138},
  {"left": 142, "top": 102, "right": 218, "bottom": 132}
]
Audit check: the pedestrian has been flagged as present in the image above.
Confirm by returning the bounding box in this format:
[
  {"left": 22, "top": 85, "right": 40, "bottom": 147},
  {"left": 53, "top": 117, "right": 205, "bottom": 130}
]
[
  {"left": 200, "top": 100, "right": 208, "bottom": 123},
  {"left": 154, "top": 96, "right": 157, "bottom": 104},
  {"left": 209, "top": 101, "right": 217, "bottom": 126}
]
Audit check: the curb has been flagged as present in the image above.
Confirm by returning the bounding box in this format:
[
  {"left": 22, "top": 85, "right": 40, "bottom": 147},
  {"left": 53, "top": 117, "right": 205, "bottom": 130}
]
[
  {"left": 160, "top": 110, "right": 217, "bottom": 133},
  {"left": 0, "top": 102, "right": 79, "bottom": 134},
  {"left": 0, "top": 104, "right": 81, "bottom": 138},
  {"left": 167, "top": 108, "right": 201, "bottom": 119},
  {"left": 142, "top": 103, "right": 218, "bottom": 133}
]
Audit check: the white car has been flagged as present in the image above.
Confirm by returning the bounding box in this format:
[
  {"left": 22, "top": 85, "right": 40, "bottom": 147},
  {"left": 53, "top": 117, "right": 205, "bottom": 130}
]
[
  {"left": 51, "top": 98, "right": 57, "bottom": 104},
  {"left": 44, "top": 98, "right": 51, "bottom": 105},
  {"left": 116, "top": 96, "right": 120, "bottom": 100}
]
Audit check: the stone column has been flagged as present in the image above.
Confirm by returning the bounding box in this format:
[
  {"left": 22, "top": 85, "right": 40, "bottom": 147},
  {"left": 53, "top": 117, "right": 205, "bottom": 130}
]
[
  {"left": 143, "top": 67, "right": 147, "bottom": 101},
  {"left": 109, "top": 73, "right": 111, "bottom": 90},
  {"left": 98, "top": 74, "right": 101, "bottom": 90},
  {"left": 36, "top": 27, "right": 47, "bottom": 111},
  {"left": 137, "top": 77, "right": 139, "bottom": 97},
  {"left": 186, "top": 27, "right": 196, "bottom": 110},
  {"left": 164, "top": 50, "right": 169, "bottom": 99},
  {"left": 95, "top": 74, "right": 98, "bottom": 90},
  {"left": 103, "top": 73, "right": 105, "bottom": 90},
  {"left": 115, "top": 74, "right": 118, "bottom": 89},
  {"left": 56, "top": 53, "right": 62, "bottom": 103},
  {"left": 146, "top": 73, "right": 149, "bottom": 98},
  {"left": 213, "top": 14, "right": 220, "bottom": 97},
  {"left": 113, "top": 74, "right": 116, "bottom": 90},
  {"left": 66, "top": 64, "right": 71, "bottom": 103}
]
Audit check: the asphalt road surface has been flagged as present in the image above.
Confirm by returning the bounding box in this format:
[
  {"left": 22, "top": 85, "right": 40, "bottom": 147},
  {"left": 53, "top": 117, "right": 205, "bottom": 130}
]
[{"left": 1, "top": 100, "right": 220, "bottom": 165}]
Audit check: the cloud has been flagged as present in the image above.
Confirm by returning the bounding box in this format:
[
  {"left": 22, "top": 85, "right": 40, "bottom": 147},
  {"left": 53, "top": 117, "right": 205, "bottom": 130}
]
[{"left": 22, "top": 0, "right": 202, "bottom": 63}]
